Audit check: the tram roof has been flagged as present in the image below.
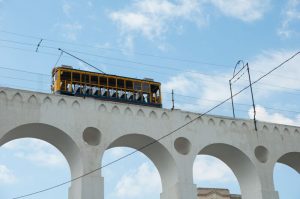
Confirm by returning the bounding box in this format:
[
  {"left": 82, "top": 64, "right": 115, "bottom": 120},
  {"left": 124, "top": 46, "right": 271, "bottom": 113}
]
[{"left": 53, "top": 66, "right": 161, "bottom": 85}]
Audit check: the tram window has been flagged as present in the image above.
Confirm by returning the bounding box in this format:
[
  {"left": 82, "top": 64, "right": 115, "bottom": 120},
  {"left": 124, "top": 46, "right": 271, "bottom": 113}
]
[
  {"left": 61, "top": 71, "right": 71, "bottom": 81},
  {"left": 108, "top": 78, "right": 116, "bottom": 87},
  {"left": 82, "top": 74, "right": 89, "bottom": 83},
  {"left": 73, "top": 73, "right": 80, "bottom": 82},
  {"left": 134, "top": 82, "right": 142, "bottom": 91},
  {"left": 151, "top": 84, "right": 159, "bottom": 93},
  {"left": 142, "top": 83, "right": 149, "bottom": 92},
  {"left": 117, "top": 79, "right": 125, "bottom": 88},
  {"left": 100, "top": 77, "right": 107, "bottom": 86},
  {"left": 91, "top": 75, "right": 98, "bottom": 84},
  {"left": 126, "top": 81, "right": 133, "bottom": 89}
]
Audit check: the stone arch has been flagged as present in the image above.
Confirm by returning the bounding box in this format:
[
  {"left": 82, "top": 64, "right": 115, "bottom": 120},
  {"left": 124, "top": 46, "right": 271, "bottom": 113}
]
[
  {"left": 196, "top": 143, "right": 261, "bottom": 199},
  {"left": 0, "top": 123, "right": 83, "bottom": 180},
  {"left": 273, "top": 152, "right": 300, "bottom": 199},
  {"left": 104, "top": 134, "right": 178, "bottom": 192},
  {"left": 276, "top": 152, "right": 300, "bottom": 174}
]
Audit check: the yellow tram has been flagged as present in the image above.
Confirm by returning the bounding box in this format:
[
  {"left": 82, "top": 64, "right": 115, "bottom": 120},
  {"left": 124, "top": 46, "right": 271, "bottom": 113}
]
[{"left": 51, "top": 65, "right": 162, "bottom": 108}]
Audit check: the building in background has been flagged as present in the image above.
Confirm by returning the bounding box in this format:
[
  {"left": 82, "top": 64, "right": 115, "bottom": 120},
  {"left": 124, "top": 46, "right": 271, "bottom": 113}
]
[{"left": 197, "top": 188, "right": 241, "bottom": 199}]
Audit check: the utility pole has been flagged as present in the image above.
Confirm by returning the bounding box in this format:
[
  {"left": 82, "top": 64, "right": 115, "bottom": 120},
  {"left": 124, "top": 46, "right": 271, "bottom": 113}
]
[
  {"left": 229, "top": 60, "right": 257, "bottom": 131},
  {"left": 171, "top": 89, "right": 175, "bottom": 110}
]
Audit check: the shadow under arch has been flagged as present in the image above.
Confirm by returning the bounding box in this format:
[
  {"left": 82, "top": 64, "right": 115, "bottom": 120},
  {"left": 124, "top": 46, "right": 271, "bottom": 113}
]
[
  {"left": 105, "top": 133, "right": 178, "bottom": 192},
  {"left": 0, "top": 123, "right": 83, "bottom": 180},
  {"left": 277, "top": 152, "right": 300, "bottom": 173},
  {"left": 273, "top": 152, "right": 300, "bottom": 199},
  {"left": 197, "top": 143, "right": 261, "bottom": 199}
]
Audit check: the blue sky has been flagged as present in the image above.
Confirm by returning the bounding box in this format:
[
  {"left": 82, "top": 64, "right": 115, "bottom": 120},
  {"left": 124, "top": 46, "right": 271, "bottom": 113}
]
[{"left": 0, "top": 0, "right": 300, "bottom": 199}]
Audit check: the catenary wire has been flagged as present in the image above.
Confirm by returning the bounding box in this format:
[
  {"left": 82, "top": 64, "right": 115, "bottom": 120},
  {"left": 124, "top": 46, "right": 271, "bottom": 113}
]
[
  {"left": 0, "top": 70, "right": 298, "bottom": 116},
  {"left": 1, "top": 39, "right": 300, "bottom": 86},
  {"left": 1, "top": 35, "right": 300, "bottom": 84},
  {"left": 0, "top": 62, "right": 299, "bottom": 115},
  {"left": 1, "top": 33, "right": 299, "bottom": 82},
  {"left": 0, "top": 30, "right": 232, "bottom": 68},
  {"left": 1, "top": 43, "right": 300, "bottom": 95},
  {"left": 0, "top": 62, "right": 300, "bottom": 114},
  {"left": 10, "top": 51, "right": 300, "bottom": 199}
]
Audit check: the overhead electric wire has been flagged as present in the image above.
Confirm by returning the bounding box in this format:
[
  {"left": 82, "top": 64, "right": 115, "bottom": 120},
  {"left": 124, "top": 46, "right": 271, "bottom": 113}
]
[
  {"left": 0, "top": 30, "right": 232, "bottom": 68},
  {"left": 10, "top": 51, "right": 300, "bottom": 199},
  {"left": 58, "top": 48, "right": 105, "bottom": 74},
  {"left": 1, "top": 32, "right": 300, "bottom": 82},
  {"left": 1, "top": 38, "right": 300, "bottom": 85},
  {"left": 0, "top": 69, "right": 298, "bottom": 115},
  {"left": 163, "top": 94, "right": 300, "bottom": 115},
  {"left": 2, "top": 42, "right": 300, "bottom": 92},
  {"left": 0, "top": 43, "right": 299, "bottom": 95},
  {"left": 0, "top": 61, "right": 299, "bottom": 115}
]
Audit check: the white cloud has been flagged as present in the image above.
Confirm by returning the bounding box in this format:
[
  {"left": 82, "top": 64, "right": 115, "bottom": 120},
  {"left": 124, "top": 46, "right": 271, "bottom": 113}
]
[
  {"left": 2, "top": 139, "right": 68, "bottom": 168},
  {"left": 278, "top": 0, "right": 300, "bottom": 38},
  {"left": 248, "top": 105, "right": 300, "bottom": 126},
  {"left": 114, "top": 163, "right": 161, "bottom": 198},
  {"left": 110, "top": 0, "right": 205, "bottom": 40},
  {"left": 162, "top": 71, "right": 241, "bottom": 112},
  {"left": 0, "top": 165, "right": 17, "bottom": 184},
  {"left": 163, "top": 49, "right": 300, "bottom": 114},
  {"left": 193, "top": 155, "right": 237, "bottom": 183},
  {"left": 209, "top": 0, "right": 270, "bottom": 22},
  {"left": 249, "top": 50, "right": 300, "bottom": 95},
  {"left": 109, "top": 0, "right": 270, "bottom": 48}
]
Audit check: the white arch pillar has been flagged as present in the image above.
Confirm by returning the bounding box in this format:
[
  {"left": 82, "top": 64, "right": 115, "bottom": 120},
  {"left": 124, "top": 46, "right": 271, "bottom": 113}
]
[
  {"left": 74, "top": 147, "right": 104, "bottom": 199},
  {"left": 257, "top": 168, "right": 279, "bottom": 199}
]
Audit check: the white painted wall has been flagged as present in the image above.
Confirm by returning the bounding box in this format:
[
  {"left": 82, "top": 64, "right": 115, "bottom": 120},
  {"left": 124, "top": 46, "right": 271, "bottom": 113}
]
[{"left": 0, "top": 87, "right": 299, "bottom": 199}]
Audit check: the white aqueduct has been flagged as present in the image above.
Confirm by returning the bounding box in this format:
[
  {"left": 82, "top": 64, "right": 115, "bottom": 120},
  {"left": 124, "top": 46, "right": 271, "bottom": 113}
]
[{"left": 0, "top": 87, "right": 299, "bottom": 199}]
